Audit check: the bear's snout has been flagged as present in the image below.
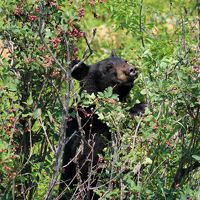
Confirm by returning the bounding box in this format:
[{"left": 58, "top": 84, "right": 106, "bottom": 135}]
[
  {"left": 129, "top": 67, "right": 138, "bottom": 77},
  {"left": 124, "top": 66, "right": 138, "bottom": 79}
]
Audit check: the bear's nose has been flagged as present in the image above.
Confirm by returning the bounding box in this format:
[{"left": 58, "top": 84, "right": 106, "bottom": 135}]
[{"left": 129, "top": 67, "right": 138, "bottom": 77}]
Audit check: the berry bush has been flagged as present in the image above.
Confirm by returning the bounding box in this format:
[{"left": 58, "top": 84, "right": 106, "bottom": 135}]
[{"left": 0, "top": 0, "right": 200, "bottom": 199}]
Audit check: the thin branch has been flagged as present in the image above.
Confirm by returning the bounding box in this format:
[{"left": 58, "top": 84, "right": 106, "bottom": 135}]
[
  {"left": 166, "top": 48, "right": 191, "bottom": 79},
  {"left": 43, "top": 32, "right": 71, "bottom": 200},
  {"left": 171, "top": 106, "right": 200, "bottom": 189},
  {"left": 38, "top": 3, "right": 66, "bottom": 74},
  {"left": 43, "top": 82, "right": 69, "bottom": 200},
  {"left": 15, "top": 120, "right": 33, "bottom": 175},
  {"left": 33, "top": 78, "right": 47, "bottom": 110},
  {"left": 197, "top": 0, "right": 200, "bottom": 47},
  {"left": 71, "top": 28, "right": 96, "bottom": 72},
  {"left": 139, "top": 0, "right": 145, "bottom": 48},
  {"left": 181, "top": 10, "right": 186, "bottom": 52},
  {"left": 39, "top": 117, "right": 56, "bottom": 155},
  {"left": 171, "top": 161, "right": 200, "bottom": 189}
]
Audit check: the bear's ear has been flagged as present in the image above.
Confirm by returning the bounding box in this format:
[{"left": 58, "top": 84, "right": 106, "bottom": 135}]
[
  {"left": 110, "top": 49, "right": 117, "bottom": 58},
  {"left": 70, "top": 60, "right": 89, "bottom": 81}
]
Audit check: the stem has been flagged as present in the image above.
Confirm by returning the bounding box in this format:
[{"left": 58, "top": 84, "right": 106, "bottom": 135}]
[
  {"left": 71, "top": 29, "right": 96, "bottom": 72},
  {"left": 139, "top": 0, "right": 145, "bottom": 48}
]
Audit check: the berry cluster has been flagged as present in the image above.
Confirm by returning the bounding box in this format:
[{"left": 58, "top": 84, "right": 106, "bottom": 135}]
[
  {"left": 67, "top": 27, "right": 84, "bottom": 39},
  {"left": 43, "top": 55, "right": 53, "bottom": 67},
  {"left": 193, "top": 65, "right": 200, "bottom": 76},
  {"left": 15, "top": 6, "right": 23, "bottom": 16},
  {"left": 50, "top": 37, "right": 62, "bottom": 48},
  {"left": 28, "top": 15, "right": 37, "bottom": 21},
  {"left": 49, "top": 0, "right": 60, "bottom": 10},
  {"left": 78, "top": 7, "right": 85, "bottom": 19}
]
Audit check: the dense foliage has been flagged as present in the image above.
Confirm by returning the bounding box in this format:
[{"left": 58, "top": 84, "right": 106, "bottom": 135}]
[{"left": 0, "top": 0, "right": 200, "bottom": 199}]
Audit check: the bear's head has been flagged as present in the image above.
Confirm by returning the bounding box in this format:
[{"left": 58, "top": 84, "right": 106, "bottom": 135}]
[{"left": 71, "top": 50, "right": 138, "bottom": 100}]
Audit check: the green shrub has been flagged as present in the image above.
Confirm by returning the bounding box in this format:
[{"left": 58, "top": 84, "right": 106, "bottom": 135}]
[{"left": 0, "top": 0, "right": 199, "bottom": 199}]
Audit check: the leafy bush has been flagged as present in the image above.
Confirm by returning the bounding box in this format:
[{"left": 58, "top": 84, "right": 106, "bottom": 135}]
[{"left": 0, "top": 0, "right": 200, "bottom": 199}]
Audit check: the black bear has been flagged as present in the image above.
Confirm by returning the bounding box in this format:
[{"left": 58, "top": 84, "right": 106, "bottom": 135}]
[{"left": 59, "top": 50, "right": 141, "bottom": 199}]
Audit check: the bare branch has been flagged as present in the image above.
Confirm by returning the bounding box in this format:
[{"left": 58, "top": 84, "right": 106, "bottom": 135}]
[
  {"left": 71, "top": 28, "right": 96, "bottom": 72},
  {"left": 43, "top": 79, "right": 70, "bottom": 200},
  {"left": 39, "top": 117, "right": 56, "bottom": 155},
  {"left": 139, "top": 0, "right": 145, "bottom": 48},
  {"left": 43, "top": 30, "right": 71, "bottom": 200},
  {"left": 171, "top": 161, "right": 200, "bottom": 189}
]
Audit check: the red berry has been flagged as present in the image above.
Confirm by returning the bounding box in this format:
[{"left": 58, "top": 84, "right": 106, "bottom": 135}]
[
  {"left": 98, "top": 0, "right": 107, "bottom": 3},
  {"left": 35, "top": 7, "right": 41, "bottom": 13},
  {"left": 98, "top": 156, "right": 104, "bottom": 163},
  {"left": 43, "top": 55, "right": 53, "bottom": 67},
  {"left": 50, "top": 37, "right": 61, "bottom": 48},
  {"left": 4, "top": 166, "right": 11, "bottom": 171},
  {"left": 193, "top": 65, "right": 200, "bottom": 74},
  {"left": 153, "top": 125, "right": 159, "bottom": 130},
  {"left": 28, "top": 15, "right": 37, "bottom": 21},
  {"left": 12, "top": 172, "right": 17, "bottom": 178},
  {"left": 90, "top": 0, "right": 95, "bottom": 6},
  {"left": 50, "top": 0, "right": 60, "bottom": 10},
  {"left": 9, "top": 117, "right": 16, "bottom": 123},
  {"left": 25, "top": 58, "right": 35, "bottom": 64},
  {"left": 78, "top": 7, "right": 85, "bottom": 18},
  {"left": 15, "top": 6, "right": 23, "bottom": 16},
  {"left": 8, "top": 108, "right": 15, "bottom": 113},
  {"left": 38, "top": 45, "right": 46, "bottom": 51},
  {"left": 175, "top": 183, "right": 180, "bottom": 188}
]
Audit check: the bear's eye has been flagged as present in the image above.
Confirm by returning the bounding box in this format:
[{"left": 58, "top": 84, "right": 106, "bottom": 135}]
[{"left": 105, "top": 63, "right": 114, "bottom": 72}]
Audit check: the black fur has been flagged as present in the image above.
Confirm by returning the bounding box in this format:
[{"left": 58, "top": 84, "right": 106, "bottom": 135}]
[{"left": 59, "top": 51, "right": 142, "bottom": 199}]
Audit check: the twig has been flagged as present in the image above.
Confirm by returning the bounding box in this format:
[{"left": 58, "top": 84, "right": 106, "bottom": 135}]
[
  {"left": 197, "top": 0, "right": 200, "bottom": 47},
  {"left": 74, "top": 143, "right": 85, "bottom": 198},
  {"left": 108, "top": 132, "right": 118, "bottom": 191},
  {"left": 39, "top": 117, "right": 56, "bottom": 155},
  {"left": 143, "top": 159, "right": 168, "bottom": 186},
  {"left": 71, "top": 28, "right": 96, "bottom": 72},
  {"left": 50, "top": 80, "right": 65, "bottom": 110},
  {"left": 181, "top": 11, "right": 186, "bottom": 51},
  {"left": 132, "top": 116, "right": 143, "bottom": 150},
  {"left": 139, "top": 0, "right": 145, "bottom": 48},
  {"left": 12, "top": 179, "right": 15, "bottom": 200},
  {"left": 166, "top": 48, "right": 191, "bottom": 78},
  {"left": 171, "top": 161, "right": 200, "bottom": 189},
  {"left": 86, "top": 134, "right": 96, "bottom": 199},
  {"left": 33, "top": 78, "right": 47, "bottom": 110},
  {"left": 43, "top": 31, "right": 71, "bottom": 200},
  {"left": 38, "top": 3, "right": 66, "bottom": 73},
  {"left": 44, "top": 82, "right": 69, "bottom": 200},
  {"left": 171, "top": 106, "right": 200, "bottom": 189},
  {"left": 71, "top": 81, "right": 94, "bottom": 199}
]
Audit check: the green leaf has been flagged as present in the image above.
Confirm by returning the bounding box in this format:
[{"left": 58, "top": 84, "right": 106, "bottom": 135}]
[
  {"left": 33, "top": 108, "right": 42, "bottom": 119},
  {"left": 90, "top": 93, "right": 96, "bottom": 100},
  {"left": 192, "top": 155, "right": 200, "bottom": 162},
  {"left": 140, "top": 89, "right": 147, "bottom": 95},
  {"left": 98, "top": 113, "right": 104, "bottom": 120},
  {"left": 104, "top": 87, "right": 113, "bottom": 98},
  {"left": 22, "top": 113, "right": 33, "bottom": 118},
  {"left": 47, "top": 110, "right": 53, "bottom": 122},
  {"left": 27, "top": 92, "right": 33, "bottom": 106},
  {"left": 32, "top": 120, "right": 41, "bottom": 132},
  {"left": 143, "top": 157, "right": 152, "bottom": 165},
  {"left": 8, "top": 82, "right": 17, "bottom": 92}
]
